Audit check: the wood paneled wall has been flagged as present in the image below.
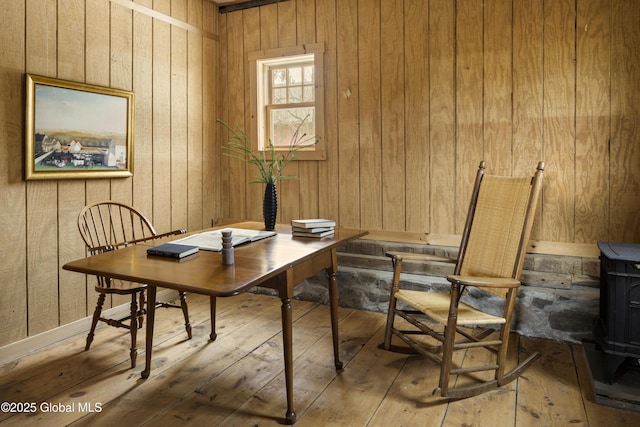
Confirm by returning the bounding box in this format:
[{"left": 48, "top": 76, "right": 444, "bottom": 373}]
[
  {"left": 0, "top": 0, "right": 220, "bottom": 347},
  {"left": 2, "top": 0, "right": 639, "bottom": 350},
  {"left": 217, "top": 0, "right": 640, "bottom": 243}
]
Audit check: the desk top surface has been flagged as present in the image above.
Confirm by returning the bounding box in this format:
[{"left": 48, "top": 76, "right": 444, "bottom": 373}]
[{"left": 63, "top": 222, "right": 366, "bottom": 296}]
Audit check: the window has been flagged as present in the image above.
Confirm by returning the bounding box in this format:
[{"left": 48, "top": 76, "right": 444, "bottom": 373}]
[{"left": 249, "top": 44, "right": 325, "bottom": 161}]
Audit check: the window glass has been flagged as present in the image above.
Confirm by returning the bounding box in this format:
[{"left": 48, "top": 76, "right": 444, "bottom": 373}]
[{"left": 249, "top": 44, "right": 325, "bottom": 160}]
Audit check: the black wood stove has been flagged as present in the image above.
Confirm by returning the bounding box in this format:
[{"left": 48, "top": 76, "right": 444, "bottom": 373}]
[{"left": 593, "top": 242, "right": 640, "bottom": 384}]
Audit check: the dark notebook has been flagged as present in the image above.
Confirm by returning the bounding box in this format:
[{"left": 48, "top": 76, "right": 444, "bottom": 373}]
[{"left": 147, "top": 243, "right": 199, "bottom": 259}]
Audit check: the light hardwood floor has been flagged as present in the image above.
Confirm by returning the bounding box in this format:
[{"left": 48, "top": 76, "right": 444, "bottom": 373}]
[{"left": 1, "top": 292, "right": 638, "bottom": 426}]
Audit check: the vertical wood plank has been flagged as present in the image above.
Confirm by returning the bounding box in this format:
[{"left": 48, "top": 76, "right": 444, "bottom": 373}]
[
  {"left": 542, "top": 0, "right": 576, "bottom": 242},
  {"left": 0, "top": 0, "right": 28, "bottom": 346},
  {"left": 316, "top": 0, "right": 340, "bottom": 221},
  {"left": 203, "top": 1, "right": 220, "bottom": 225},
  {"left": 337, "top": 0, "right": 360, "bottom": 227},
  {"left": 171, "top": 0, "right": 187, "bottom": 20},
  {"left": 86, "top": 0, "right": 111, "bottom": 87},
  {"left": 154, "top": 0, "right": 171, "bottom": 14},
  {"left": 483, "top": 0, "right": 512, "bottom": 175},
  {"left": 243, "top": 8, "right": 263, "bottom": 223},
  {"left": 25, "top": 213, "right": 59, "bottom": 328},
  {"left": 57, "top": 0, "right": 88, "bottom": 324},
  {"left": 171, "top": 25, "right": 189, "bottom": 231},
  {"left": 187, "top": 30, "right": 204, "bottom": 231},
  {"left": 575, "top": 0, "right": 610, "bottom": 243},
  {"left": 260, "top": 3, "right": 279, "bottom": 49},
  {"left": 110, "top": 0, "right": 135, "bottom": 308},
  {"left": 358, "top": 0, "right": 382, "bottom": 230},
  {"left": 428, "top": 0, "right": 456, "bottom": 234},
  {"left": 380, "top": 0, "right": 404, "bottom": 231},
  {"left": 110, "top": 3, "right": 133, "bottom": 92},
  {"left": 171, "top": 0, "right": 189, "bottom": 229},
  {"left": 85, "top": 0, "right": 112, "bottom": 204},
  {"left": 404, "top": 0, "right": 429, "bottom": 233},
  {"left": 513, "top": 0, "right": 544, "bottom": 238},
  {"left": 132, "top": 4, "right": 154, "bottom": 216},
  {"left": 225, "top": 11, "right": 247, "bottom": 219},
  {"left": 277, "top": 0, "right": 301, "bottom": 222},
  {"left": 296, "top": 0, "right": 320, "bottom": 220},
  {"left": 170, "top": 0, "right": 192, "bottom": 226},
  {"left": 455, "top": 0, "right": 484, "bottom": 232},
  {"left": 110, "top": 3, "right": 134, "bottom": 205},
  {"left": 25, "top": 0, "right": 59, "bottom": 336},
  {"left": 513, "top": 0, "right": 544, "bottom": 171},
  {"left": 26, "top": 0, "right": 56, "bottom": 75},
  {"left": 171, "top": 1, "right": 190, "bottom": 230},
  {"left": 216, "top": 13, "right": 230, "bottom": 223},
  {"left": 296, "top": 0, "right": 315, "bottom": 44},
  {"left": 58, "top": 0, "right": 85, "bottom": 83},
  {"left": 152, "top": 16, "right": 173, "bottom": 231},
  {"left": 277, "top": 0, "right": 297, "bottom": 48},
  {"left": 187, "top": 0, "right": 202, "bottom": 28},
  {"left": 610, "top": 0, "right": 640, "bottom": 242}
]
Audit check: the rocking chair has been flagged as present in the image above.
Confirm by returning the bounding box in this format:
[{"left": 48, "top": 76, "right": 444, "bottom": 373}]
[{"left": 382, "top": 161, "right": 544, "bottom": 398}]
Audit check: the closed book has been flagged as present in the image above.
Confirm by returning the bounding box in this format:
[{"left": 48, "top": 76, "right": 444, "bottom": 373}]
[
  {"left": 292, "top": 230, "right": 335, "bottom": 238},
  {"left": 147, "top": 243, "right": 199, "bottom": 259},
  {"left": 291, "top": 219, "right": 336, "bottom": 229},
  {"left": 292, "top": 226, "right": 334, "bottom": 233}
]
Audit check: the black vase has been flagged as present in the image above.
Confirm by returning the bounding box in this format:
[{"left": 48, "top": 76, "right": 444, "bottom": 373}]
[{"left": 263, "top": 183, "right": 277, "bottom": 231}]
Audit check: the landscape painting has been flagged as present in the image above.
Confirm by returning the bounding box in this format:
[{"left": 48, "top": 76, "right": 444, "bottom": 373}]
[{"left": 25, "top": 74, "right": 134, "bottom": 180}]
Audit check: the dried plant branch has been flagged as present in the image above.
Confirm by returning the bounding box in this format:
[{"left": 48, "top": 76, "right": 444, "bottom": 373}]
[{"left": 217, "top": 115, "right": 318, "bottom": 185}]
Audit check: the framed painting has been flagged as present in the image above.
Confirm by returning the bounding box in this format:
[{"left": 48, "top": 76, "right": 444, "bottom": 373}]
[{"left": 25, "top": 74, "right": 134, "bottom": 180}]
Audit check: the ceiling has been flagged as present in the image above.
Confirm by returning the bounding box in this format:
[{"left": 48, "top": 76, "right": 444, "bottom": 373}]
[
  {"left": 209, "top": 0, "right": 289, "bottom": 13},
  {"left": 209, "top": 0, "right": 248, "bottom": 4}
]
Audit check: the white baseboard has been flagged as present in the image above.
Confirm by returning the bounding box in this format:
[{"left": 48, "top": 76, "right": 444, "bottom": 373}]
[{"left": 0, "top": 289, "right": 177, "bottom": 367}]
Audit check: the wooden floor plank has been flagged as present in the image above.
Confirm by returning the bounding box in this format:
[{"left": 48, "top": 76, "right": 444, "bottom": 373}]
[
  {"left": 148, "top": 302, "right": 350, "bottom": 425},
  {"left": 1, "top": 293, "right": 637, "bottom": 426},
  {"left": 516, "top": 336, "right": 588, "bottom": 426},
  {"left": 293, "top": 320, "right": 407, "bottom": 426},
  {"left": 367, "top": 354, "right": 448, "bottom": 427},
  {"left": 0, "top": 292, "right": 214, "bottom": 423},
  {"left": 4, "top": 293, "right": 279, "bottom": 426},
  {"left": 69, "top": 297, "right": 318, "bottom": 426},
  {"left": 366, "top": 319, "right": 455, "bottom": 427},
  {"left": 0, "top": 291, "right": 211, "bottom": 387},
  {"left": 217, "top": 309, "right": 386, "bottom": 426},
  {"left": 440, "top": 332, "right": 518, "bottom": 427}
]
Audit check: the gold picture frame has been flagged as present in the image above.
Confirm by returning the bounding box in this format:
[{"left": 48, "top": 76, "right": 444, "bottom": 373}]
[{"left": 25, "top": 74, "right": 134, "bottom": 180}]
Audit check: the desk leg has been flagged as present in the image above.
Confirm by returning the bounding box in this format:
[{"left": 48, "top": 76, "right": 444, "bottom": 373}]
[
  {"left": 141, "top": 286, "right": 157, "bottom": 379},
  {"left": 327, "top": 251, "right": 343, "bottom": 370},
  {"left": 210, "top": 296, "right": 217, "bottom": 341},
  {"left": 281, "top": 296, "right": 296, "bottom": 425}
]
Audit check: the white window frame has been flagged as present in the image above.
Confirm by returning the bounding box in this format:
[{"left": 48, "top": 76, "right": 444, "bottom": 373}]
[{"left": 248, "top": 43, "right": 326, "bottom": 161}]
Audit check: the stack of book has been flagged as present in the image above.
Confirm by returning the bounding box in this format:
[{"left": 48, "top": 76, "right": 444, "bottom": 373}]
[{"left": 291, "top": 219, "right": 336, "bottom": 238}]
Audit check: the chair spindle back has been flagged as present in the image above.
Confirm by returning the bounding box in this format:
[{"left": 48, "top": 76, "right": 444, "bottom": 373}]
[{"left": 78, "top": 201, "right": 157, "bottom": 255}]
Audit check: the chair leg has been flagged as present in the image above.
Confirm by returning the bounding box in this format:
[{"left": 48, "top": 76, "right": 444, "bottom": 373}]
[
  {"left": 383, "top": 297, "right": 397, "bottom": 350},
  {"left": 439, "top": 283, "right": 461, "bottom": 397},
  {"left": 129, "top": 293, "right": 139, "bottom": 369},
  {"left": 86, "top": 293, "right": 106, "bottom": 351},
  {"left": 179, "top": 292, "right": 192, "bottom": 339},
  {"left": 383, "top": 257, "right": 403, "bottom": 350},
  {"left": 210, "top": 296, "right": 217, "bottom": 341},
  {"left": 138, "top": 290, "right": 146, "bottom": 329}
]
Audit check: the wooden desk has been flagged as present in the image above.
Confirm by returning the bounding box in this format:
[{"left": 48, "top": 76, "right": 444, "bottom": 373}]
[{"left": 63, "top": 222, "right": 366, "bottom": 424}]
